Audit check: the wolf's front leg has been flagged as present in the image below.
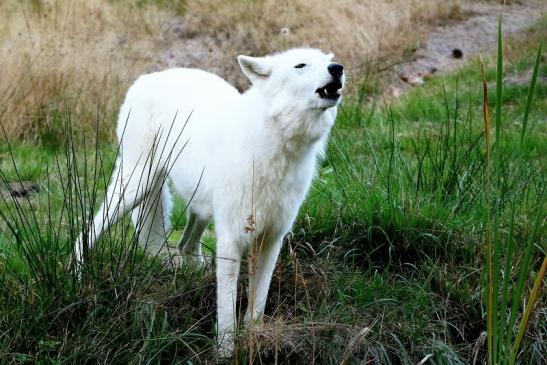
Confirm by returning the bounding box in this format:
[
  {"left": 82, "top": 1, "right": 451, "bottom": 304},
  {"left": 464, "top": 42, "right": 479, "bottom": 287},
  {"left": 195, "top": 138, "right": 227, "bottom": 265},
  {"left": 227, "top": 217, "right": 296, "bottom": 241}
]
[
  {"left": 245, "top": 237, "right": 282, "bottom": 324},
  {"left": 215, "top": 239, "right": 242, "bottom": 357}
]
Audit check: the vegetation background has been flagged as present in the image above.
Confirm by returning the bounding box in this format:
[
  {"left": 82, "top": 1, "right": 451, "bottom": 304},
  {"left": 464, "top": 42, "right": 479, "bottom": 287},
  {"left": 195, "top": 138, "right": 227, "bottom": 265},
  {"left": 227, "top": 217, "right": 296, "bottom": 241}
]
[{"left": 0, "top": 0, "right": 545, "bottom": 364}]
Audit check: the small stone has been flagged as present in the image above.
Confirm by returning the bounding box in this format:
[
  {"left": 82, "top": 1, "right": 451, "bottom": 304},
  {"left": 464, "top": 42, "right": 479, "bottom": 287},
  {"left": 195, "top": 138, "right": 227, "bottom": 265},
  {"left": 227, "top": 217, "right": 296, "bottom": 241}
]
[
  {"left": 408, "top": 75, "right": 424, "bottom": 86},
  {"left": 400, "top": 72, "right": 424, "bottom": 86},
  {"left": 280, "top": 27, "right": 290, "bottom": 36}
]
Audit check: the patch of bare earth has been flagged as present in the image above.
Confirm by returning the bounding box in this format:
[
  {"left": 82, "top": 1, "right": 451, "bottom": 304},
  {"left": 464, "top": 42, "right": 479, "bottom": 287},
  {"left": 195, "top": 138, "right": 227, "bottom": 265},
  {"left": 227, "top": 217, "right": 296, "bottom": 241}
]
[
  {"left": 150, "top": 0, "right": 462, "bottom": 90},
  {"left": 390, "top": 0, "right": 545, "bottom": 96}
]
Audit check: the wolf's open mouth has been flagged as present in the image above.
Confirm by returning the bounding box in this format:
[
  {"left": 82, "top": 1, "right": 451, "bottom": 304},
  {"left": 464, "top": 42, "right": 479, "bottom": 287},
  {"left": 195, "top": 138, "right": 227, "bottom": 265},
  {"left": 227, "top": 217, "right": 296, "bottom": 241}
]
[{"left": 316, "top": 81, "right": 343, "bottom": 100}]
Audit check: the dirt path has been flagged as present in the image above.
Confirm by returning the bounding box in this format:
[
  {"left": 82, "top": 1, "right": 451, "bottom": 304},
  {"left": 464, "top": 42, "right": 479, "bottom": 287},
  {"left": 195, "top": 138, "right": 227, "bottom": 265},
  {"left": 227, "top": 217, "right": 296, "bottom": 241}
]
[{"left": 390, "top": 0, "right": 545, "bottom": 96}]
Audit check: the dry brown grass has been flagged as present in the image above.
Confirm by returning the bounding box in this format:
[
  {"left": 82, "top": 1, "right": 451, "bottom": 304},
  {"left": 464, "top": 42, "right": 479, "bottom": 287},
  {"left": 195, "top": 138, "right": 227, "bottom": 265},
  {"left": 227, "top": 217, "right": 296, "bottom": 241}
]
[
  {"left": 164, "top": 0, "right": 462, "bottom": 88},
  {"left": 0, "top": 0, "right": 460, "bottom": 143},
  {"left": 186, "top": 0, "right": 462, "bottom": 60},
  {"left": 0, "top": 0, "right": 170, "bottom": 142}
]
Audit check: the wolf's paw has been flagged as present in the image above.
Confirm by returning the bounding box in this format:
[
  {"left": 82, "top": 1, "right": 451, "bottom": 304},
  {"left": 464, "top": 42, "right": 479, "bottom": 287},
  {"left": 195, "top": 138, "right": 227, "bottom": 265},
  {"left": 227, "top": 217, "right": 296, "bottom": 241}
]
[
  {"left": 243, "top": 311, "right": 263, "bottom": 328},
  {"left": 216, "top": 332, "right": 235, "bottom": 359},
  {"left": 180, "top": 252, "right": 207, "bottom": 267},
  {"left": 177, "top": 245, "right": 208, "bottom": 267}
]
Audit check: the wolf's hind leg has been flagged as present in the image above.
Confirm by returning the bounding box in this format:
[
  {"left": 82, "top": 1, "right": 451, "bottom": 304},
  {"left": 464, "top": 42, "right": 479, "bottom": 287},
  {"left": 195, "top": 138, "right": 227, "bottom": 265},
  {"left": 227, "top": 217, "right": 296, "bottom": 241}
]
[
  {"left": 131, "top": 179, "right": 172, "bottom": 257},
  {"left": 178, "top": 211, "right": 208, "bottom": 264},
  {"left": 73, "top": 162, "right": 156, "bottom": 266}
]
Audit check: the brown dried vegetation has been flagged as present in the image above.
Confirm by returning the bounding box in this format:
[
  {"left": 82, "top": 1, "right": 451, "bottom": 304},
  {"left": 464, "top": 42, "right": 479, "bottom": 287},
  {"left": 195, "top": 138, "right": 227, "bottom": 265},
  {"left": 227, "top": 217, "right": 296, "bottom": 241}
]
[{"left": 0, "top": 0, "right": 459, "bottom": 142}]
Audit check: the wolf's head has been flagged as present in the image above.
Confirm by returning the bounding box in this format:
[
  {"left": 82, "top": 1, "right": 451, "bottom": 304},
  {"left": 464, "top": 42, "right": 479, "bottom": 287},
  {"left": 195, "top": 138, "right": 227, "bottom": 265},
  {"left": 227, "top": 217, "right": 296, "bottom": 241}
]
[{"left": 238, "top": 48, "right": 345, "bottom": 111}]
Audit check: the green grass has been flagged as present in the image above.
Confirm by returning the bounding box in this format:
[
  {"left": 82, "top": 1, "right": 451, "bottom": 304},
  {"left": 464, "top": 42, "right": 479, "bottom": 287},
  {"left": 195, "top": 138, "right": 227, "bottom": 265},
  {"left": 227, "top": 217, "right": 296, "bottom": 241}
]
[{"left": 0, "top": 18, "right": 545, "bottom": 364}]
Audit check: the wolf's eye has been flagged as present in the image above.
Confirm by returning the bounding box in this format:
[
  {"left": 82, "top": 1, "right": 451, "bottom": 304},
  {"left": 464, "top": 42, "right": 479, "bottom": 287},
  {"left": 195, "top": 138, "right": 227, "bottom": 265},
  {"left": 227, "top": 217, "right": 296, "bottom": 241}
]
[{"left": 294, "top": 63, "right": 306, "bottom": 69}]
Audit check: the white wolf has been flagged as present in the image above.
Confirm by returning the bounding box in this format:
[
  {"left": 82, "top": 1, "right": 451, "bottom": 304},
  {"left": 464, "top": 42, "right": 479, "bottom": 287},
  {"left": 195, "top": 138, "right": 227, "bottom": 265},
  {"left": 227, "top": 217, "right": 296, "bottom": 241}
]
[{"left": 74, "top": 48, "right": 345, "bottom": 355}]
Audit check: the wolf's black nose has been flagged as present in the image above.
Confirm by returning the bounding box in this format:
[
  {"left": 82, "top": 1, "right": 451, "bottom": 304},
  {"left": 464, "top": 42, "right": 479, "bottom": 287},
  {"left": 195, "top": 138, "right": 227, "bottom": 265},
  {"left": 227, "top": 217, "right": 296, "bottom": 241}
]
[{"left": 328, "top": 63, "right": 344, "bottom": 77}]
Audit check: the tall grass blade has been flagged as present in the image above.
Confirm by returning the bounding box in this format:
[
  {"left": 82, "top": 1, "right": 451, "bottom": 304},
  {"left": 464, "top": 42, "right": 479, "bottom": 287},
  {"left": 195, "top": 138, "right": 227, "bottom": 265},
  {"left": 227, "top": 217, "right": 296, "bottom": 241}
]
[
  {"left": 510, "top": 255, "right": 547, "bottom": 365},
  {"left": 498, "top": 204, "right": 516, "bottom": 361},
  {"left": 520, "top": 39, "right": 543, "bottom": 144},
  {"left": 491, "top": 21, "right": 504, "bottom": 358},
  {"left": 480, "top": 57, "right": 491, "bottom": 167},
  {"left": 492, "top": 22, "right": 503, "bottom": 359},
  {"left": 495, "top": 14, "right": 503, "bottom": 153},
  {"left": 505, "top": 196, "right": 544, "bottom": 364},
  {"left": 480, "top": 55, "right": 494, "bottom": 365}
]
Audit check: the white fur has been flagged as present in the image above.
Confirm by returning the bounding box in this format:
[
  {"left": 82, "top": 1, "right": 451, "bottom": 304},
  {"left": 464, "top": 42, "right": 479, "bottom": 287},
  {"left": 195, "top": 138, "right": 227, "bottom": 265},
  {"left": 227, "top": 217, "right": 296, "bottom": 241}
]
[{"left": 74, "top": 48, "right": 344, "bottom": 356}]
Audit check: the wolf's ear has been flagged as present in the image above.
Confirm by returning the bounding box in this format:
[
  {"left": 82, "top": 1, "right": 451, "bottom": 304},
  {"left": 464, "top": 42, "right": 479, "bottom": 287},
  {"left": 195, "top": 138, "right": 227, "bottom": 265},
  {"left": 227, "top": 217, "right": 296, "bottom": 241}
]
[{"left": 238, "top": 55, "right": 271, "bottom": 84}]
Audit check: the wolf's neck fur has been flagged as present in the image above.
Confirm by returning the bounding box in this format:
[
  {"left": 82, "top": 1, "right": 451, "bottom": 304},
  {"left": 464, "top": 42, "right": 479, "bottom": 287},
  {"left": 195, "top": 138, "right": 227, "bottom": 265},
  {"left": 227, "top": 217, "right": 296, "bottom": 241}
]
[
  {"left": 241, "top": 87, "right": 333, "bottom": 160},
  {"left": 230, "top": 89, "right": 332, "bottom": 217}
]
